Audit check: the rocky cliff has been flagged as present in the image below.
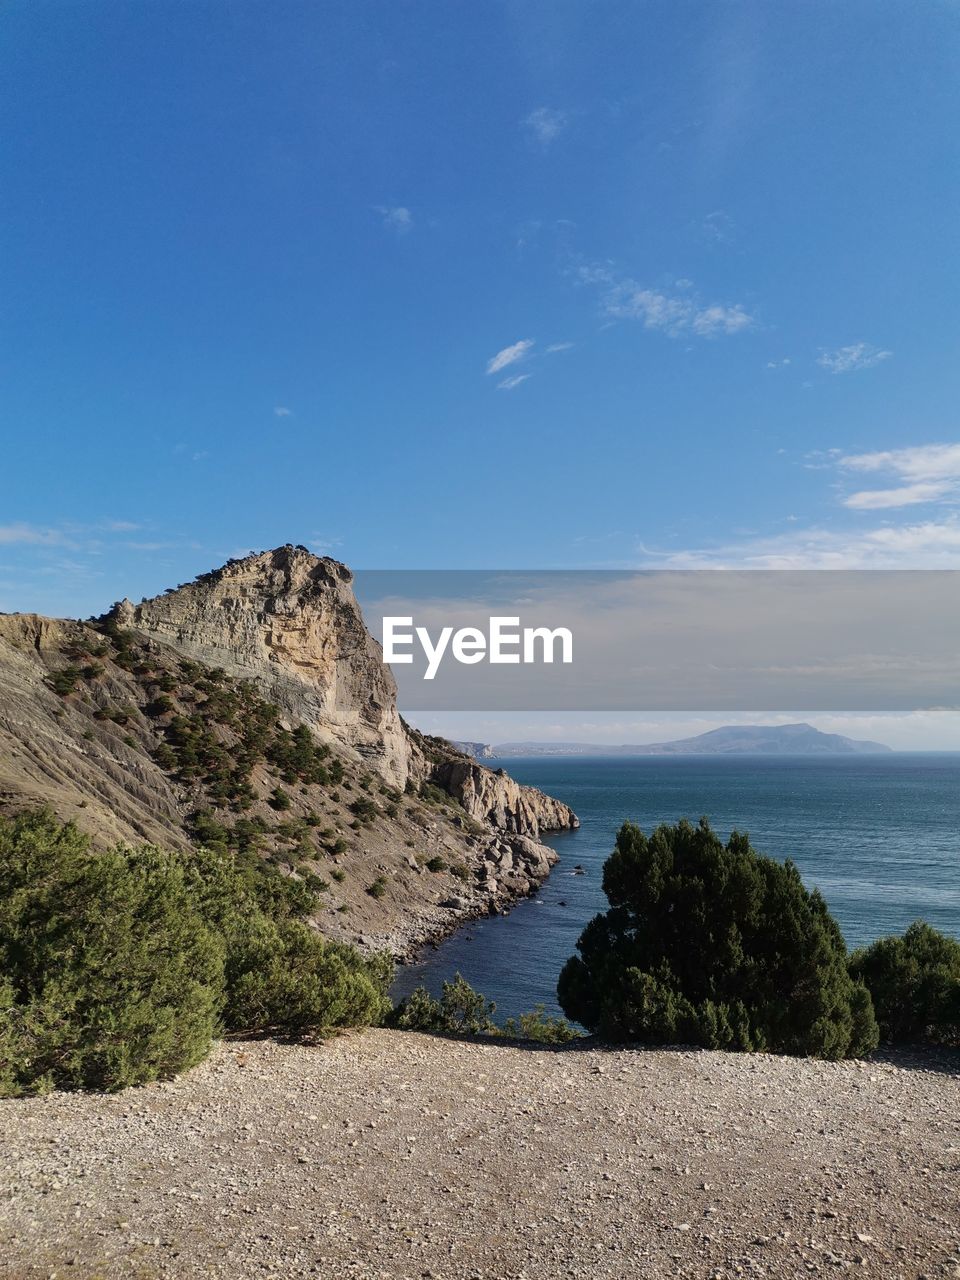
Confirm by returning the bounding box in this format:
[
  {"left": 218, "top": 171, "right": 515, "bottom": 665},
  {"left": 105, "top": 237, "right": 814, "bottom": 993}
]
[
  {"left": 109, "top": 547, "right": 409, "bottom": 789},
  {"left": 432, "top": 759, "right": 579, "bottom": 838},
  {"left": 0, "top": 547, "right": 578, "bottom": 957}
]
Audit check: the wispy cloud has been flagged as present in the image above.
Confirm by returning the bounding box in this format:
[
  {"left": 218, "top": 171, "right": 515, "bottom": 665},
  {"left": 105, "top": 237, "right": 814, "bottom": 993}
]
[
  {"left": 639, "top": 441, "right": 960, "bottom": 566},
  {"left": 839, "top": 442, "right": 960, "bottom": 510},
  {"left": 701, "top": 210, "right": 734, "bottom": 245},
  {"left": 273, "top": 406, "right": 293, "bottom": 418},
  {"left": 523, "top": 107, "right": 567, "bottom": 147},
  {"left": 639, "top": 516, "right": 960, "bottom": 569},
  {"left": 0, "top": 523, "right": 67, "bottom": 547},
  {"left": 376, "top": 205, "right": 412, "bottom": 234},
  {"left": 546, "top": 342, "right": 574, "bottom": 354},
  {"left": 580, "top": 265, "right": 754, "bottom": 339},
  {"left": 817, "top": 342, "right": 892, "bottom": 374},
  {"left": 310, "top": 535, "right": 343, "bottom": 556},
  {"left": 486, "top": 339, "right": 534, "bottom": 376},
  {"left": 497, "top": 374, "right": 530, "bottom": 391},
  {"left": 766, "top": 358, "right": 791, "bottom": 369}
]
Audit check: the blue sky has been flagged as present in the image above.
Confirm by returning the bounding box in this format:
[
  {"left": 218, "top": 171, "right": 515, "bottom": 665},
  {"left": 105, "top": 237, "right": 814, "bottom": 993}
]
[{"left": 2, "top": 0, "right": 960, "bottom": 624}]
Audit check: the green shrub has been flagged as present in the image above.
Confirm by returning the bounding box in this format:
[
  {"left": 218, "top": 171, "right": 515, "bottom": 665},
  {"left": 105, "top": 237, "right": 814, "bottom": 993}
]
[
  {"left": 557, "top": 818, "right": 878, "bottom": 1060},
  {"left": 47, "top": 666, "right": 83, "bottom": 696},
  {"left": 350, "top": 796, "right": 378, "bottom": 824},
  {"left": 269, "top": 787, "right": 292, "bottom": 811},
  {"left": 367, "top": 875, "right": 388, "bottom": 899},
  {"left": 0, "top": 810, "right": 223, "bottom": 1095},
  {"left": 0, "top": 810, "right": 393, "bottom": 1095},
  {"left": 424, "top": 856, "right": 447, "bottom": 873},
  {"left": 449, "top": 862, "right": 471, "bottom": 882},
  {"left": 389, "top": 974, "right": 496, "bottom": 1035},
  {"left": 419, "top": 781, "right": 451, "bottom": 808},
  {"left": 850, "top": 921, "right": 960, "bottom": 1046},
  {"left": 500, "top": 1005, "right": 581, "bottom": 1044},
  {"left": 225, "top": 923, "right": 391, "bottom": 1035}
]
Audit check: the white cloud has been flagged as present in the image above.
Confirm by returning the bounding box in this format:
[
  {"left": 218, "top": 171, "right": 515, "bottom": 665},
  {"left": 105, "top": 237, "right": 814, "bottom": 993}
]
[
  {"left": 273, "top": 406, "right": 293, "bottom": 418},
  {"left": 817, "top": 342, "right": 892, "bottom": 374},
  {"left": 546, "top": 342, "right": 574, "bottom": 354},
  {"left": 840, "top": 442, "right": 960, "bottom": 480},
  {"left": 766, "top": 357, "right": 791, "bottom": 369},
  {"left": 498, "top": 374, "right": 530, "bottom": 390},
  {"left": 523, "top": 107, "right": 567, "bottom": 147},
  {"left": 691, "top": 303, "right": 753, "bottom": 337},
  {"left": 376, "top": 205, "right": 412, "bottom": 234},
  {"left": 643, "top": 441, "right": 960, "bottom": 566},
  {"left": 640, "top": 515, "right": 960, "bottom": 569},
  {"left": 588, "top": 267, "right": 755, "bottom": 339},
  {"left": 0, "top": 523, "right": 66, "bottom": 547},
  {"left": 839, "top": 442, "right": 960, "bottom": 510},
  {"left": 486, "top": 339, "right": 534, "bottom": 376},
  {"left": 843, "top": 482, "right": 952, "bottom": 511}
]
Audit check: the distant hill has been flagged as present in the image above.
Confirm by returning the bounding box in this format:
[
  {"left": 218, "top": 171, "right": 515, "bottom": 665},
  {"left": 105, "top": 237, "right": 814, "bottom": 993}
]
[{"left": 490, "top": 723, "right": 892, "bottom": 757}]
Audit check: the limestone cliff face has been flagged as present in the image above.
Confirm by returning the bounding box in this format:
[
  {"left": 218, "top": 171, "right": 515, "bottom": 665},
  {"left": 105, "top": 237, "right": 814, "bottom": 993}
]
[
  {"left": 431, "top": 759, "right": 579, "bottom": 838},
  {"left": 110, "top": 547, "right": 409, "bottom": 789}
]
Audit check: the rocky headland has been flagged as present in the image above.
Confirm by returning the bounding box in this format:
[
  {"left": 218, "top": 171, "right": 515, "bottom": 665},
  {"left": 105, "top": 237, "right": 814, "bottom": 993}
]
[{"left": 0, "top": 545, "right": 577, "bottom": 958}]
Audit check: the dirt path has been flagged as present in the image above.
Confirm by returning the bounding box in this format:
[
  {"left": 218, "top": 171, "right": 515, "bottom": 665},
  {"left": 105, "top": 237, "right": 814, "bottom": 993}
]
[{"left": 1, "top": 1030, "right": 957, "bottom": 1279}]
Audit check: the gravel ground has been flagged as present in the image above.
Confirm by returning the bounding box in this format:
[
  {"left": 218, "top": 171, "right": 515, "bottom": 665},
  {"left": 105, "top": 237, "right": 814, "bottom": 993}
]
[{"left": 1, "top": 1030, "right": 958, "bottom": 1280}]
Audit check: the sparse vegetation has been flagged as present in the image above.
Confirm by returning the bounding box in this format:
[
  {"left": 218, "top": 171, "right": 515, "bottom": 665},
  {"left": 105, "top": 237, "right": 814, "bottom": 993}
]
[
  {"left": 367, "top": 875, "right": 388, "bottom": 899},
  {"left": 47, "top": 667, "right": 83, "bottom": 696},
  {"left": 269, "top": 787, "right": 292, "bottom": 811},
  {"left": 350, "top": 796, "right": 378, "bottom": 824},
  {"left": 389, "top": 974, "right": 497, "bottom": 1035},
  {"left": 389, "top": 976, "right": 580, "bottom": 1044},
  {"left": 499, "top": 1005, "right": 581, "bottom": 1044}
]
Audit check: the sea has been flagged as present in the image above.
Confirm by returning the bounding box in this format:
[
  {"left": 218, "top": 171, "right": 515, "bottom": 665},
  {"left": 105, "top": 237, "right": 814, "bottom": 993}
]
[{"left": 391, "top": 754, "right": 960, "bottom": 1021}]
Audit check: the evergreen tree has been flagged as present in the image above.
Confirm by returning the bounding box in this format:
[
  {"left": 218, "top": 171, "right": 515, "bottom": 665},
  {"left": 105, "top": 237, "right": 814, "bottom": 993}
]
[
  {"left": 850, "top": 921, "right": 960, "bottom": 1045},
  {"left": 557, "top": 818, "right": 878, "bottom": 1059}
]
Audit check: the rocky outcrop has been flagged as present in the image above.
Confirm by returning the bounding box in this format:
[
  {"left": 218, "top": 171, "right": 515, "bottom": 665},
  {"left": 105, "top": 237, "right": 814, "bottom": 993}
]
[
  {"left": 431, "top": 759, "right": 579, "bottom": 838},
  {"left": 0, "top": 547, "right": 579, "bottom": 959},
  {"left": 108, "top": 546, "right": 409, "bottom": 789},
  {"left": 450, "top": 740, "right": 493, "bottom": 760}
]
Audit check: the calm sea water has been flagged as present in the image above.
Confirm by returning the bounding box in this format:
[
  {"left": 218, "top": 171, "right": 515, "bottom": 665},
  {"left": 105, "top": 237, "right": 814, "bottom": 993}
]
[{"left": 392, "top": 754, "right": 960, "bottom": 1020}]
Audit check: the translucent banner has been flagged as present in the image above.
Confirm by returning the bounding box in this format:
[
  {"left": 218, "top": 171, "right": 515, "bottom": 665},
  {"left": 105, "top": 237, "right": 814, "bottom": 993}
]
[{"left": 352, "top": 570, "right": 960, "bottom": 711}]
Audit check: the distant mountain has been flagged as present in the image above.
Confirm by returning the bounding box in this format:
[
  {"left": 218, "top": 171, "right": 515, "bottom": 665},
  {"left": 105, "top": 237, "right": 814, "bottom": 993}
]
[{"left": 490, "top": 723, "right": 892, "bottom": 757}]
